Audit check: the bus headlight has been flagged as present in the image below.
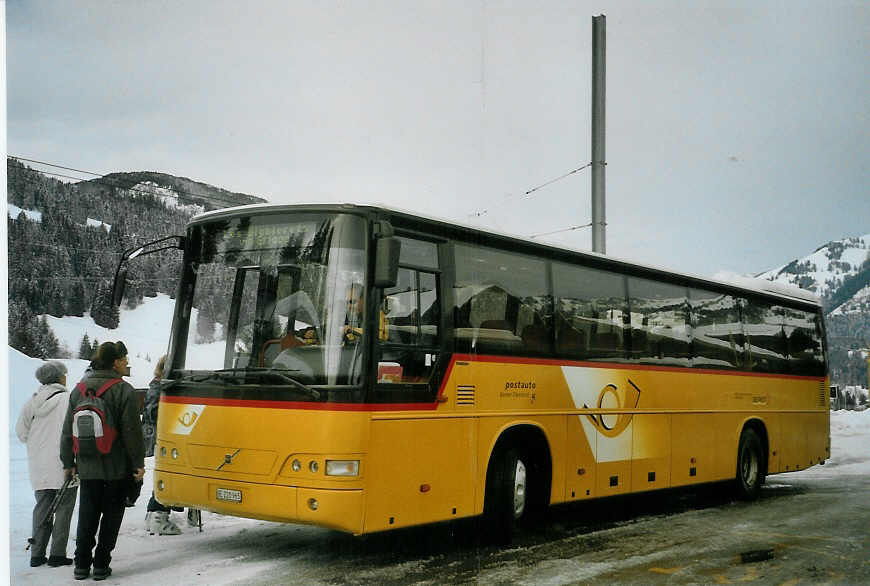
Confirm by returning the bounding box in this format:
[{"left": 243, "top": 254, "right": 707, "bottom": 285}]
[{"left": 325, "top": 460, "right": 360, "bottom": 477}]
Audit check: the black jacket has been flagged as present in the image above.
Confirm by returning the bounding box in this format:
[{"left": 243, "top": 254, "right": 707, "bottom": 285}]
[{"left": 142, "top": 378, "right": 160, "bottom": 458}]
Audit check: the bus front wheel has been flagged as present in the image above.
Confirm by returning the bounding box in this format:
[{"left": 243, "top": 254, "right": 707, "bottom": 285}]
[
  {"left": 735, "top": 428, "right": 765, "bottom": 500},
  {"left": 485, "top": 448, "right": 528, "bottom": 543}
]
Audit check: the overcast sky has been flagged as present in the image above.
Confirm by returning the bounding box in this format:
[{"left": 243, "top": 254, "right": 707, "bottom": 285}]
[{"left": 6, "top": 1, "right": 869, "bottom": 278}]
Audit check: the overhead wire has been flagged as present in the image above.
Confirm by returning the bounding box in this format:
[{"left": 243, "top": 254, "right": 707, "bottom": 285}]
[
  {"left": 528, "top": 222, "right": 597, "bottom": 240},
  {"left": 469, "top": 161, "right": 593, "bottom": 219}
]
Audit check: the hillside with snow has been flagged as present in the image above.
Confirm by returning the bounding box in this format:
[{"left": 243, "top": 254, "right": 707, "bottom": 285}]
[{"left": 757, "top": 233, "right": 870, "bottom": 307}]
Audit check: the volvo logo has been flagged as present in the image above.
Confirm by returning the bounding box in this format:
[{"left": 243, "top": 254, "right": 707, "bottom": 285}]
[{"left": 216, "top": 448, "right": 241, "bottom": 471}]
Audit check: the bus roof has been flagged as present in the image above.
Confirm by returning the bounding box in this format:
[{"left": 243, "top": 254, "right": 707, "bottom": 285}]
[{"left": 190, "top": 202, "right": 822, "bottom": 308}]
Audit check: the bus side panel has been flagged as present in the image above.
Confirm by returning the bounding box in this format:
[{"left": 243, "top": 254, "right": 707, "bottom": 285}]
[
  {"left": 765, "top": 412, "right": 782, "bottom": 473},
  {"left": 780, "top": 412, "right": 808, "bottom": 472},
  {"left": 565, "top": 414, "right": 597, "bottom": 500},
  {"left": 671, "top": 414, "right": 715, "bottom": 486},
  {"left": 713, "top": 413, "right": 741, "bottom": 481},
  {"left": 364, "top": 418, "right": 476, "bottom": 533},
  {"left": 631, "top": 414, "right": 671, "bottom": 492},
  {"left": 808, "top": 409, "right": 830, "bottom": 466}
]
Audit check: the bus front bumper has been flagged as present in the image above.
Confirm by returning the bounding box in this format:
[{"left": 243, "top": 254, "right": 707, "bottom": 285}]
[{"left": 153, "top": 470, "right": 365, "bottom": 534}]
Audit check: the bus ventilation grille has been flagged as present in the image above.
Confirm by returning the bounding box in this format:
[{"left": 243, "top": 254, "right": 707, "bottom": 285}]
[
  {"left": 818, "top": 382, "right": 825, "bottom": 407},
  {"left": 456, "top": 385, "right": 476, "bottom": 406}
]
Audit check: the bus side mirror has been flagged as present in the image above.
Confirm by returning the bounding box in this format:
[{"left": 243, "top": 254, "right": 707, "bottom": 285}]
[
  {"left": 374, "top": 237, "right": 400, "bottom": 288},
  {"left": 110, "top": 235, "right": 185, "bottom": 307},
  {"left": 112, "top": 267, "right": 128, "bottom": 307}
]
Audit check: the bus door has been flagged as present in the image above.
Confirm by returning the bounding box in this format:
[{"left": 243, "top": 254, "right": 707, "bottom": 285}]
[{"left": 365, "top": 236, "right": 475, "bottom": 531}]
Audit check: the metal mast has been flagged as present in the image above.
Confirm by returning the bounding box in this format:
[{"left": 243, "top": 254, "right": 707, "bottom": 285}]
[{"left": 591, "top": 15, "right": 606, "bottom": 254}]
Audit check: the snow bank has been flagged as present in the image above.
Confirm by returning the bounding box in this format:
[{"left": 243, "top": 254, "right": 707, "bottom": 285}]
[
  {"left": 7, "top": 203, "right": 42, "bottom": 223},
  {"left": 42, "top": 293, "right": 178, "bottom": 389},
  {"left": 85, "top": 217, "right": 112, "bottom": 232}
]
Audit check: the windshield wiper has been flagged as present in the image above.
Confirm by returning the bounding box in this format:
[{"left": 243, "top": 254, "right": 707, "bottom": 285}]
[
  {"left": 161, "top": 368, "right": 320, "bottom": 400},
  {"left": 159, "top": 371, "right": 215, "bottom": 392},
  {"left": 213, "top": 368, "right": 321, "bottom": 400}
]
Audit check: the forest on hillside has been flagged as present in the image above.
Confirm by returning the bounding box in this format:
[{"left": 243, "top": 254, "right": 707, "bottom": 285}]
[{"left": 6, "top": 158, "right": 257, "bottom": 358}]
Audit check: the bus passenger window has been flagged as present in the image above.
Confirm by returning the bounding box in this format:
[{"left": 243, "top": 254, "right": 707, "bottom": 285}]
[
  {"left": 553, "top": 262, "right": 627, "bottom": 361},
  {"left": 689, "top": 289, "right": 743, "bottom": 369},
  {"left": 453, "top": 243, "right": 551, "bottom": 356},
  {"left": 627, "top": 277, "right": 691, "bottom": 366},
  {"left": 784, "top": 307, "right": 825, "bottom": 376},
  {"left": 744, "top": 301, "right": 788, "bottom": 374}
]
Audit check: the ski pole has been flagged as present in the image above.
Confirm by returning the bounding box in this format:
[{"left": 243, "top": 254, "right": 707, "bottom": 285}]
[{"left": 26, "top": 476, "right": 73, "bottom": 551}]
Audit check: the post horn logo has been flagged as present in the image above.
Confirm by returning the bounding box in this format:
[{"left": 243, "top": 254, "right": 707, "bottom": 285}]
[
  {"left": 584, "top": 379, "right": 642, "bottom": 438},
  {"left": 178, "top": 410, "right": 199, "bottom": 427}
]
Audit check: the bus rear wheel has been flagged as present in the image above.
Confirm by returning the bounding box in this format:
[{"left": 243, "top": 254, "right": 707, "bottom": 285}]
[{"left": 735, "top": 428, "right": 765, "bottom": 500}]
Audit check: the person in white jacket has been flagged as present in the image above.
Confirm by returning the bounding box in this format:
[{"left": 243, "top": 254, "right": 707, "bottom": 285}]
[{"left": 16, "top": 361, "right": 78, "bottom": 568}]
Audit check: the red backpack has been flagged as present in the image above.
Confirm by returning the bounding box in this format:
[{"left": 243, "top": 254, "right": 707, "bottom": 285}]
[{"left": 72, "top": 379, "right": 122, "bottom": 456}]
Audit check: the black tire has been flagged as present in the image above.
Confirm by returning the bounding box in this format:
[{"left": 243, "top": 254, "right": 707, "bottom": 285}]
[
  {"left": 484, "top": 448, "right": 529, "bottom": 544},
  {"left": 735, "top": 428, "right": 765, "bottom": 500}
]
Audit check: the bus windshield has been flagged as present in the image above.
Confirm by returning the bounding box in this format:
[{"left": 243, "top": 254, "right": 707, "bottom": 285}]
[{"left": 173, "top": 212, "right": 368, "bottom": 387}]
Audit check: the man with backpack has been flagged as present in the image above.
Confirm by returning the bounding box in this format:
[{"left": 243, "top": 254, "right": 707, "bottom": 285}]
[{"left": 60, "top": 341, "right": 145, "bottom": 581}]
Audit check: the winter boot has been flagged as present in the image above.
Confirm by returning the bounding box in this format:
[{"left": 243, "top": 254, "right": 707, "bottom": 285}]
[
  {"left": 93, "top": 566, "right": 112, "bottom": 581},
  {"left": 146, "top": 511, "right": 181, "bottom": 535},
  {"left": 187, "top": 508, "right": 202, "bottom": 527}
]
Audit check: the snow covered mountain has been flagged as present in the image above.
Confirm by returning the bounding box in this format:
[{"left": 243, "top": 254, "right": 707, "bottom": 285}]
[
  {"left": 757, "top": 234, "right": 870, "bottom": 315},
  {"left": 755, "top": 233, "right": 870, "bottom": 388}
]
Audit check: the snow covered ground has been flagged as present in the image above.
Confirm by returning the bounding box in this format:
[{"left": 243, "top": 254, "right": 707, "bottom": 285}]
[{"left": 4, "top": 296, "right": 870, "bottom": 584}]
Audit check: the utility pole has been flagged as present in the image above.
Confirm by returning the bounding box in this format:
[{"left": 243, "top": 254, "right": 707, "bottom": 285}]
[{"left": 591, "top": 14, "right": 606, "bottom": 254}]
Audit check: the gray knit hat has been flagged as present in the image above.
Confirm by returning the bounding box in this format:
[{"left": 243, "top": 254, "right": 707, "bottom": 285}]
[{"left": 35, "top": 361, "right": 68, "bottom": 385}]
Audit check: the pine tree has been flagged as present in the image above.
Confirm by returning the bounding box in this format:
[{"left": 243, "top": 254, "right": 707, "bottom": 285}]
[
  {"left": 36, "top": 316, "right": 60, "bottom": 359},
  {"left": 79, "top": 334, "right": 93, "bottom": 359},
  {"left": 69, "top": 282, "right": 87, "bottom": 317},
  {"left": 91, "top": 283, "right": 120, "bottom": 329},
  {"left": 8, "top": 301, "right": 39, "bottom": 357}
]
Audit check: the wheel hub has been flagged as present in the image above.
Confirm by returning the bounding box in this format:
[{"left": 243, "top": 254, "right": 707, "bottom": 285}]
[{"left": 513, "top": 459, "right": 527, "bottom": 519}]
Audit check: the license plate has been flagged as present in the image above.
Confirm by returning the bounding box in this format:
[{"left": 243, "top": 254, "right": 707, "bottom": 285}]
[{"left": 216, "top": 488, "right": 242, "bottom": 503}]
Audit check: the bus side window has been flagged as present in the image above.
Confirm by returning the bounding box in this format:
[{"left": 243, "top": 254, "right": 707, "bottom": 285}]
[
  {"left": 452, "top": 243, "right": 550, "bottom": 356},
  {"left": 785, "top": 307, "right": 825, "bottom": 376},
  {"left": 744, "top": 301, "right": 789, "bottom": 374},
  {"left": 627, "top": 277, "right": 691, "bottom": 367},
  {"left": 689, "top": 288, "right": 743, "bottom": 370},
  {"left": 377, "top": 264, "right": 440, "bottom": 386},
  {"left": 553, "top": 262, "right": 627, "bottom": 362}
]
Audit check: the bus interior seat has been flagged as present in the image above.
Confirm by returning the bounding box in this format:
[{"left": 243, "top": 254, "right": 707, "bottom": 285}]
[
  {"left": 592, "top": 332, "right": 621, "bottom": 351},
  {"left": 630, "top": 329, "right": 648, "bottom": 354},
  {"left": 556, "top": 327, "right": 587, "bottom": 357},
  {"left": 521, "top": 324, "right": 551, "bottom": 354},
  {"left": 479, "top": 319, "right": 513, "bottom": 332}
]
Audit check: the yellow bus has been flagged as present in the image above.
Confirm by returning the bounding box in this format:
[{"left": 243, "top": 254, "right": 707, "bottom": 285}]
[{"left": 141, "top": 204, "right": 829, "bottom": 538}]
